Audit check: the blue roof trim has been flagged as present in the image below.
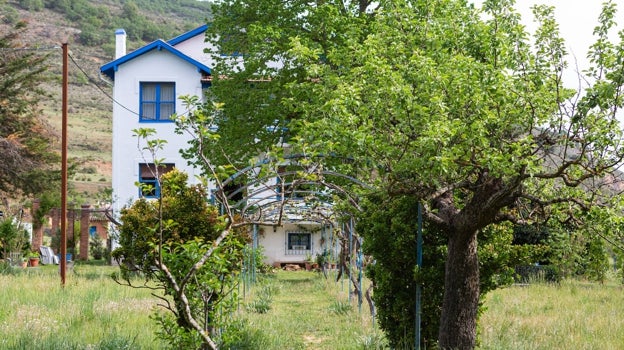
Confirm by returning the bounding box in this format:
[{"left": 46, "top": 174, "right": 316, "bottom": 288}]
[
  {"left": 168, "top": 24, "right": 209, "bottom": 46},
  {"left": 100, "top": 38, "right": 211, "bottom": 80}
]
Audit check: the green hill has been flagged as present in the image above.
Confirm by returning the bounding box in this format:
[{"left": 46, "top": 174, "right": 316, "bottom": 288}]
[{"left": 0, "top": 0, "right": 212, "bottom": 201}]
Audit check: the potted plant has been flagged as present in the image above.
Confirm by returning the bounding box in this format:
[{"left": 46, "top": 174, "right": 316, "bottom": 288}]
[
  {"left": 304, "top": 252, "right": 314, "bottom": 271},
  {"left": 28, "top": 251, "right": 40, "bottom": 267}
]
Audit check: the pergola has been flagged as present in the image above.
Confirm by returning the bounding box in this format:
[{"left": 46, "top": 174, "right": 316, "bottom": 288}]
[{"left": 219, "top": 154, "right": 370, "bottom": 310}]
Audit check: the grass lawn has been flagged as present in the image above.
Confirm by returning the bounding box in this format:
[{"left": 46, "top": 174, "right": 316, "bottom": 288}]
[
  {"left": 1, "top": 262, "right": 623, "bottom": 349},
  {"left": 479, "top": 281, "right": 624, "bottom": 350},
  {"left": 0, "top": 263, "right": 162, "bottom": 349},
  {"left": 234, "top": 270, "right": 383, "bottom": 349}
]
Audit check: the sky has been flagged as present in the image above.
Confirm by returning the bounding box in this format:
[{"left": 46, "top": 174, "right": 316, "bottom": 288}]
[{"left": 471, "top": 0, "right": 624, "bottom": 87}]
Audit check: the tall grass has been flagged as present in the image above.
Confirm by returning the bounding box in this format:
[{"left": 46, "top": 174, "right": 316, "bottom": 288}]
[
  {"left": 3, "top": 263, "right": 622, "bottom": 349},
  {"left": 479, "top": 280, "right": 624, "bottom": 350},
  {"left": 0, "top": 264, "right": 163, "bottom": 349}
]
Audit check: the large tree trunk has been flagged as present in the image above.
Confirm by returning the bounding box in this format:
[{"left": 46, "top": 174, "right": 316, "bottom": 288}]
[{"left": 438, "top": 228, "right": 480, "bottom": 349}]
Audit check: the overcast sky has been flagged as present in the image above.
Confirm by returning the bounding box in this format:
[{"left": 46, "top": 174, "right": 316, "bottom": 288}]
[{"left": 470, "top": 0, "right": 624, "bottom": 87}]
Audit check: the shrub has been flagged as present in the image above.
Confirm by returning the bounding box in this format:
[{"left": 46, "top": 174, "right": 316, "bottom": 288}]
[{"left": 89, "top": 235, "right": 106, "bottom": 260}]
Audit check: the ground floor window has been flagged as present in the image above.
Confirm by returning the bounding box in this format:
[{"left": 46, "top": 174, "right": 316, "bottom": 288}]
[
  {"left": 138, "top": 163, "right": 175, "bottom": 198},
  {"left": 286, "top": 232, "right": 311, "bottom": 254}
]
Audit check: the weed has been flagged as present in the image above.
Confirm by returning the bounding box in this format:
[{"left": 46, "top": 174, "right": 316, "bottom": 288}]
[{"left": 328, "top": 299, "right": 352, "bottom": 315}]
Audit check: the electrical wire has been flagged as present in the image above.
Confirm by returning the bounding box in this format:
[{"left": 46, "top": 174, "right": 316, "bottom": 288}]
[
  {"left": 68, "top": 52, "right": 141, "bottom": 117},
  {"left": 0, "top": 46, "right": 61, "bottom": 51}
]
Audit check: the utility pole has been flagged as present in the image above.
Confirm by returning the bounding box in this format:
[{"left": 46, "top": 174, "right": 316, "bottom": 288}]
[{"left": 60, "top": 42, "right": 68, "bottom": 286}]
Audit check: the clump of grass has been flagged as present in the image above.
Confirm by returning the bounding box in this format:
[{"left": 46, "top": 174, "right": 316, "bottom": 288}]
[
  {"left": 357, "top": 332, "right": 389, "bottom": 350},
  {"left": 246, "top": 282, "right": 278, "bottom": 314},
  {"left": 328, "top": 299, "right": 352, "bottom": 315}
]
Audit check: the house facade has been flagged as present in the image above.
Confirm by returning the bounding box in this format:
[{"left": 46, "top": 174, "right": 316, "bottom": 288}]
[{"left": 100, "top": 26, "right": 340, "bottom": 266}]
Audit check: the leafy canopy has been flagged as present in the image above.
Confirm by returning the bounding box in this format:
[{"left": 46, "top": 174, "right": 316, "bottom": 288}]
[{"left": 206, "top": 0, "right": 624, "bottom": 348}]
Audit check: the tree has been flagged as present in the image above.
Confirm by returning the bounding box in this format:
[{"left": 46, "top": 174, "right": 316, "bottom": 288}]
[
  {"left": 358, "top": 192, "right": 546, "bottom": 348},
  {"left": 113, "top": 167, "right": 247, "bottom": 349},
  {"left": 207, "top": 0, "right": 624, "bottom": 348},
  {"left": 0, "top": 22, "right": 60, "bottom": 198}
]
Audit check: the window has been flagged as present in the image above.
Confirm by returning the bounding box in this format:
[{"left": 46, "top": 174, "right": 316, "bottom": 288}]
[
  {"left": 286, "top": 232, "right": 311, "bottom": 254},
  {"left": 138, "top": 163, "right": 175, "bottom": 198},
  {"left": 140, "top": 82, "right": 175, "bottom": 121}
]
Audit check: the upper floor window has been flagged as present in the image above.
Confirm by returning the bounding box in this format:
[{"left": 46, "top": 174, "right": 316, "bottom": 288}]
[
  {"left": 140, "top": 82, "right": 175, "bottom": 122},
  {"left": 138, "top": 163, "right": 175, "bottom": 198}
]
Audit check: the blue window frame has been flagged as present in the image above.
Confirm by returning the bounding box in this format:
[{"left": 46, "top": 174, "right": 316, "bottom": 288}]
[
  {"left": 138, "top": 163, "right": 175, "bottom": 198},
  {"left": 140, "top": 82, "right": 175, "bottom": 122}
]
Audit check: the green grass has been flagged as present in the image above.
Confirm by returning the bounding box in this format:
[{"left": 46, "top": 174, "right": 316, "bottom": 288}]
[
  {"left": 3, "top": 264, "right": 623, "bottom": 349},
  {"left": 478, "top": 280, "right": 624, "bottom": 350},
  {"left": 0, "top": 264, "right": 163, "bottom": 350},
  {"left": 235, "top": 271, "right": 383, "bottom": 350}
]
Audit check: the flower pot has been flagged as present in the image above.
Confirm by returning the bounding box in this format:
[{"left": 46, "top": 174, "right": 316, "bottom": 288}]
[{"left": 29, "top": 258, "right": 39, "bottom": 267}]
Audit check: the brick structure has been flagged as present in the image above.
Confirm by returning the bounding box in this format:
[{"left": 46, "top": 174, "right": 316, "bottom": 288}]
[
  {"left": 31, "top": 198, "right": 43, "bottom": 252},
  {"left": 79, "top": 204, "right": 90, "bottom": 260}
]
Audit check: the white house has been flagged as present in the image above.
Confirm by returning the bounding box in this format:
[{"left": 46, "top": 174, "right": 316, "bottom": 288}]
[{"left": 100, "top": 26, "right": 342, "bottom": 267}]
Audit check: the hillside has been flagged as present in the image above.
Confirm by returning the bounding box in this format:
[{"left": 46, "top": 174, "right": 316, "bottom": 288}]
[{"left": 0, "top": 0, "right": 212, "bottom": 202}]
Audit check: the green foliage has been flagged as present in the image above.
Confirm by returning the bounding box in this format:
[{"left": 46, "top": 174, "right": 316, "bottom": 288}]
[
  {"left": 33, "top": 191, "right": 60, "bottom": 226},
  {"left": 357, "top": 333, "right": 389, "bottom": 350},
  {"left": 359, "top": 195, "right": 442, "bottom": 348},
  {"left": 246, "top": 279, "right": 278, "bottom": 314},
  {"left": 41, "top": 0, "right": 212, "bottom": 46},
  {"left": 0, "top": 218, "right": 29, "bottom": 259},
  {"left": 219, "top": 319, "right": 273, "bottom": 349},
  {"left": 113, "top": 169, "right": 222, "bottom": 277},
  {"left": 0, "top": 23, "right": 60, "bottom": 197},
  {"left": 207, "top": 0, "right": 624, "bottom": 347},
  {"left": 152, "top": 311, "right": 204, "bottom": 349},
  {"left": 359, "top": 194, "right": 548, "bottom": 348},
  {"left": 0, "top": 4, "right": 19, "bottom": 24},
  {"left": 17, "top": 0, "right": 44, "bottom": 11},
  {"left": 114, "top": 168, "right": 246, "bottom": 349},
  {"left": 89, "top": 235, "right": 106, "bottom": 260}
]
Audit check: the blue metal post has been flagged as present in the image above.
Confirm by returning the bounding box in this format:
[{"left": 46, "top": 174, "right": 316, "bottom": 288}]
[
  {"left": 416, "top": 202, "right": 423, "bottom": 350},
  {"left": 348, "top": 221, "right": 353, "bottom": 302},
  {"left": 252, "top": 224, "right": 258, "bottom": 283}
]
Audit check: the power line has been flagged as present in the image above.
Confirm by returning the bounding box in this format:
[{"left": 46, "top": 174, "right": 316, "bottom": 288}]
[
  {"left": 67, "top": 52, "right": 141, "bottom": 117},
  {"left": 0, "top": 46, "right": 61, "bottom": 51}
]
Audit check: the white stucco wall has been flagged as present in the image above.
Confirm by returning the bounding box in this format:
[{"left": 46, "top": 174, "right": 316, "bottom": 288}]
[
  {"left": 111, "top": 49, "right": 205, "bottom": 212},
  {"left": 172, "top": 33, "right": 217, "bottom": 67},
  {"left": 258, "top": 223, "right": 337, "bottom": 265}
]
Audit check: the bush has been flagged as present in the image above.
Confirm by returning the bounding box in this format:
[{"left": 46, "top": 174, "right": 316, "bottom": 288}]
[
  {"left": 89, "top": 236, "right": 106, "bottom": 260},
  {"left": 515, "top": 265, "right": 562, "bottom": 283}
]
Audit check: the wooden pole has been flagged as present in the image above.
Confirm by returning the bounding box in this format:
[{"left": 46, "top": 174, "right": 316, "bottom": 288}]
[{"left": 60, "top": 43, "right": 68, "bottom": 286}]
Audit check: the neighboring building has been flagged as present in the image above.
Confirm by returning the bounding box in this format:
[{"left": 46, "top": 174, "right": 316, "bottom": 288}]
[{"left": 100, "top": 26, "right": 341, "bottom": 266}]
